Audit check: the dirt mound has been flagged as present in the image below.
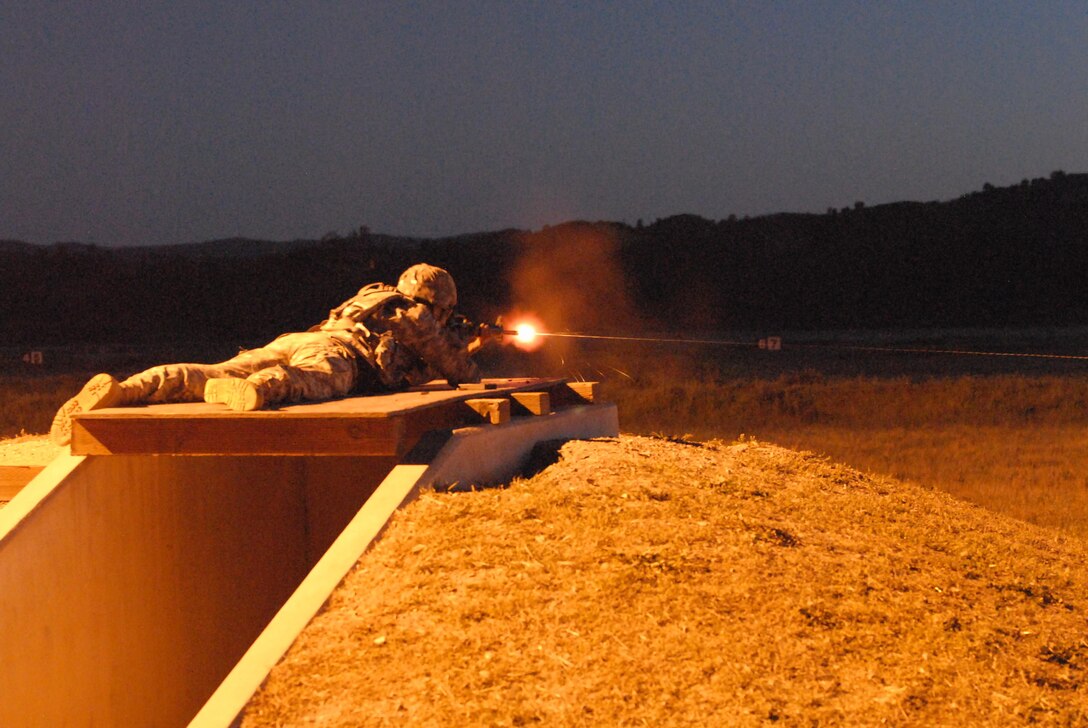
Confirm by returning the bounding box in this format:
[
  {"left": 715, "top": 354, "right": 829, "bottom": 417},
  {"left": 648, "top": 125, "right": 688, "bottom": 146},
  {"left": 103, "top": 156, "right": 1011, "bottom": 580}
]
[
  {"left": 243, "top": 435, "right": 1088, "bottom": 726},
  {"left": 0, "top": 434, "right": 60, "bottom": 467},
  {"left": 0, "top": 435, "right": 60, "bottom": 508}
]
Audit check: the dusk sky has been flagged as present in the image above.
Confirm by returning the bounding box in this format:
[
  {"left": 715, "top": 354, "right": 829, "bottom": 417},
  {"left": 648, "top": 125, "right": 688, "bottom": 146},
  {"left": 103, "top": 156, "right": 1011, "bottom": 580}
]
[{"left": 2, "top": 2, "right": 1086, "bottom": 247}]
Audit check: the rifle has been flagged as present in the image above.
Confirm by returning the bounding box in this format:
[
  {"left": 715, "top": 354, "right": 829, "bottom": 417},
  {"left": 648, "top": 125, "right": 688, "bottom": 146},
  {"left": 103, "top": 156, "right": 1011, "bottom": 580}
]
[{"left": 449, "top": 314, "right": 515, "bottom": 341}]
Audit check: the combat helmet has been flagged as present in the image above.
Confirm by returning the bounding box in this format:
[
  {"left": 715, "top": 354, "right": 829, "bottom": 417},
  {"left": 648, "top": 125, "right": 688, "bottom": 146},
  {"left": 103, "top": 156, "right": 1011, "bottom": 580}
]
[{"left": 397, "top": 263, "right": 458, "bottom": 317}]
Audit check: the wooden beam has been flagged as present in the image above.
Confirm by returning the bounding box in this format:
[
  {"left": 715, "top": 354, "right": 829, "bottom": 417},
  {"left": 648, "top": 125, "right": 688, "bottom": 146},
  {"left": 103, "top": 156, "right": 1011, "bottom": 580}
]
[
  {"left": 464, "top": 398, "right": 511, "bottom": 425},
  {"left": 511, "top": 391, "right": 551, "bottom": 416}
]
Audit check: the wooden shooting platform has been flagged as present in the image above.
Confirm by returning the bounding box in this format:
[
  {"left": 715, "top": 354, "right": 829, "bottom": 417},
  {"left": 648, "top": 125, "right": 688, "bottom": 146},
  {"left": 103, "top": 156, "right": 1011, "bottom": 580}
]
[
  {"left": 2, "top": 376, "right": 615, "bottom": 727},
  {"left": 71, "top": 377, "right": 600, "bottom": 458}
]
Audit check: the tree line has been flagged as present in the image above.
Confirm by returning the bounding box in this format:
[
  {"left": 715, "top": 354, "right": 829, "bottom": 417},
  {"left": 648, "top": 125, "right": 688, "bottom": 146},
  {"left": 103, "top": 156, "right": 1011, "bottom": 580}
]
[{"left": 2, "top": 172, "right": 1087, "bottom": 346}]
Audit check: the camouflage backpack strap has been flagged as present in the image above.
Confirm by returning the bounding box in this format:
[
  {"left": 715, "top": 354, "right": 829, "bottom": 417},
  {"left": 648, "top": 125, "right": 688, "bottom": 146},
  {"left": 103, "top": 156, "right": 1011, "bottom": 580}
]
[{"left": 320, "top": 283, "right": 400, "bottom": 331}]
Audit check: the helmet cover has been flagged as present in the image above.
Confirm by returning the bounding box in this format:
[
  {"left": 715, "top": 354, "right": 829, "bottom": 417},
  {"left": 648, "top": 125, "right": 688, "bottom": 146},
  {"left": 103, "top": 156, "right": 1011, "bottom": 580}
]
[{"left": 396, "top": 263, "right": 457, "bottom": 311}]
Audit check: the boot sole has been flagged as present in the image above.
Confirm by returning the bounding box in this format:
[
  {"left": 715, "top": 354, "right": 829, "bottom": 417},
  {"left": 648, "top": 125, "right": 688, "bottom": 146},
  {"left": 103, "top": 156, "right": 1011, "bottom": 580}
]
[
  {"left": 50, "top": 373, "right": 124, "bottom": 446},
  {"left": 204, "top": 378, "right": 265, "bottom": 412}
]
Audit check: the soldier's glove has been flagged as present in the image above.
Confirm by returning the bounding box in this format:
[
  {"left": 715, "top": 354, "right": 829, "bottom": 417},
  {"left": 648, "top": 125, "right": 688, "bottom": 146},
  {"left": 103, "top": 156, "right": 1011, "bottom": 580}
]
[{"left": 477, "top": 322, "right": 505, "bottom": 343}]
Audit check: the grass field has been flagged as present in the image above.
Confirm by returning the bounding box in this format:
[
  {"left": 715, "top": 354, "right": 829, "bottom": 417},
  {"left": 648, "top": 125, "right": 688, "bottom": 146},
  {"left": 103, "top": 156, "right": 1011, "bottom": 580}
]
[
  {"left": 762, "top": 424, "right": 1088, "bottom": 536},
  {"left": 5, "top": 336, "right": 1088, "bottom": 538},
  {"left": 0, "top": 341, "right": 242, "bottom": 437},
  {"left": 600, "top": 356, "right": 1088, "bottom": 539}
]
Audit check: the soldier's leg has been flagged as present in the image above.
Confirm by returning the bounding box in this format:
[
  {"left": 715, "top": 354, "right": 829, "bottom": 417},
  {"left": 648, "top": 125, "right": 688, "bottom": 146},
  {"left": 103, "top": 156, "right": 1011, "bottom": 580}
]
[
  {"left": 201, "top": 346, "right": 286, "bottom": 411},
  {"left": 120, "top": 347, "right": 285, "bottom": 404},
  {"left": 49, "top": 346, "right": 288, "bottom": 445},
  {"left": 245, "top": 332, "right": 357, "bottom": 407}
]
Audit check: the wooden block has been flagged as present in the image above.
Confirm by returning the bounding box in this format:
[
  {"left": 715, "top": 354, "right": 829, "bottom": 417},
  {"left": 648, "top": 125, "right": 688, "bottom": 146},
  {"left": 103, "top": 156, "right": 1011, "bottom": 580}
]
[
  {"left": 511, "top": 392, "right": 551, "bottom": 416},
  {"left": 457, "top": 382, "right": 498, "bottom": 390},
  {"left": 464, "top": 398, "right": 510, "bottom": 425},
  {"left": 566, "top": 381, "right": 600, "bottom": 403}
]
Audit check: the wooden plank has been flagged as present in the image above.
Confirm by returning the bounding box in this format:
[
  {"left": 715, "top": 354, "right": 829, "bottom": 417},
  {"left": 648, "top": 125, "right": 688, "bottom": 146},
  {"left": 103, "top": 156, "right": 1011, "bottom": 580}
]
[
  {"left": 74, "top": 414, "right": 408, "bottom": 456},
  {"left": 70, "top": 378, "right": 569, "bottom": 457},
  {"left": 511, "top": 391, "right": 551, "bottom": 416},
  {"left": 464, "top": 398, "right": 511, "bottom": 425},
  {"left": 0, "top": 467, "right": 43, "bottom": 500},
  {"left": 76, "top": 378, "right": 559, "bottom": 419}
]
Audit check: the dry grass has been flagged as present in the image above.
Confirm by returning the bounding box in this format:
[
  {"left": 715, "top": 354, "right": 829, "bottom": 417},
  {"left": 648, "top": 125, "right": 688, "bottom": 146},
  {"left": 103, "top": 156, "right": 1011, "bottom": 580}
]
[
  {"left": 612, "top": 369, "right": 1088, "bottom": 431},
  {"left": 605, "top": 370, "right": 1088, "bottom": 540},
  {"left": 8, "top": 367, "right": 1088, "bottom": 538},
  {"left": 0, "top": 373, "right": 89, "bottom": 439},
  {"left": 8, "top": 357, "right": 1088, "bottom": 721},
  {"left": 760, "top": 425, "right": 1088, "bottom": 540},
  {"left": 0, "top": 433, "right": 61, "bottom": 466},
  {"left": 245, "top": 435, "right": 1088, "bottom": 726}
]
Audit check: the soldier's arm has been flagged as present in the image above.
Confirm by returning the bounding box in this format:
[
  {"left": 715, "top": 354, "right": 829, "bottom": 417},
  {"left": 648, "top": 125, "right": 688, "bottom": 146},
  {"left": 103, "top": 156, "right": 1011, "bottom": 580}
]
[
  {"left": 388, "top": 303, "right": 481, "bottom": 385},
  {"left": 447, "top": 313, "right": 503, "bottom": 355}
]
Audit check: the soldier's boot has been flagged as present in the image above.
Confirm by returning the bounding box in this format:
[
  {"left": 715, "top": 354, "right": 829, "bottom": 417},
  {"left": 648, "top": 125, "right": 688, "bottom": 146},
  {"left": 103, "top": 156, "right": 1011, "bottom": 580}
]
[
  {"left": 50, "top": 373, "right": 125, "bottom": 446},
  {"left": 204, "top": 378, "right": 265, "bottom": 412}
]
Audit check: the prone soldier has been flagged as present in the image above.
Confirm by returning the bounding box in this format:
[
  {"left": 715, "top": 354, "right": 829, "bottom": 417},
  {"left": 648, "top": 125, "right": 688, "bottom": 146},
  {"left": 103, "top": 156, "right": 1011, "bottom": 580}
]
[{"left": 50, "top": 263, "right": 501, "bottom": 445}]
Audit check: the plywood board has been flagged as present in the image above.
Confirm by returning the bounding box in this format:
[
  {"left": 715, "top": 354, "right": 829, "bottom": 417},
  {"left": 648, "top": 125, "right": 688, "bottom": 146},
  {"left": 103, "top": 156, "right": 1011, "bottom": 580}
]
[
  {"left": 0, "top": 452, "right": 399, "bottom": 728},
  {"left": 189, "top": 462, "right": 429, "bottom": 728},
  {"left": 71, "top": 378, "right": 565, "bottom": 457}
]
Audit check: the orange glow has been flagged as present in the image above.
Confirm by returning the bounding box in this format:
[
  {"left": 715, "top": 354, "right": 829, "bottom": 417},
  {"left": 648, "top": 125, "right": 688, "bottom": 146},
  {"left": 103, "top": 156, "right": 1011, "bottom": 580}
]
[
  {"left": 515, "top": 323, "right": 538, "bottom": 343},
  {"left": 505, "top": 313, "right": 546, "bottom": 351}
]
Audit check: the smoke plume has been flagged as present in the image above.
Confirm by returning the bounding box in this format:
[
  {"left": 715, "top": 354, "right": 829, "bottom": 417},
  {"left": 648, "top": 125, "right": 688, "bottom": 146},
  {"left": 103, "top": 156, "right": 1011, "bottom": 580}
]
[{"left": 509, "top": 222, "right": 641, "bottom": 335}]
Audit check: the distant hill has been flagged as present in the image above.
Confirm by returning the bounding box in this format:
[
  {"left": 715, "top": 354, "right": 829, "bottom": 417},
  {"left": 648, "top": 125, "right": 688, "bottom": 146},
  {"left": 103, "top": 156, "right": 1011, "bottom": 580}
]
[
  {"left": 116, "top": 233, "right": 424, "bottom": 260},
  {"left": 3, "top": 172, "right": 1088, "bottom": 345},
  {"left": 0, "top": 240, "right": 39, "bottom": 255}
]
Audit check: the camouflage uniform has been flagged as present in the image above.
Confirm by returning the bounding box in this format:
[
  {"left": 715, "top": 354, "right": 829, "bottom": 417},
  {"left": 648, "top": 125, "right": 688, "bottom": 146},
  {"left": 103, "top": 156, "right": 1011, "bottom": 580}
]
[
  {"left": 315, "top": 282, "right": 479, "bottom": 391},
  {"left": 118, "top": 331, "right": 359, "bottom": 406},
  {"left": 118, "top": 283, "right": 480, "bottom": 407}
]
